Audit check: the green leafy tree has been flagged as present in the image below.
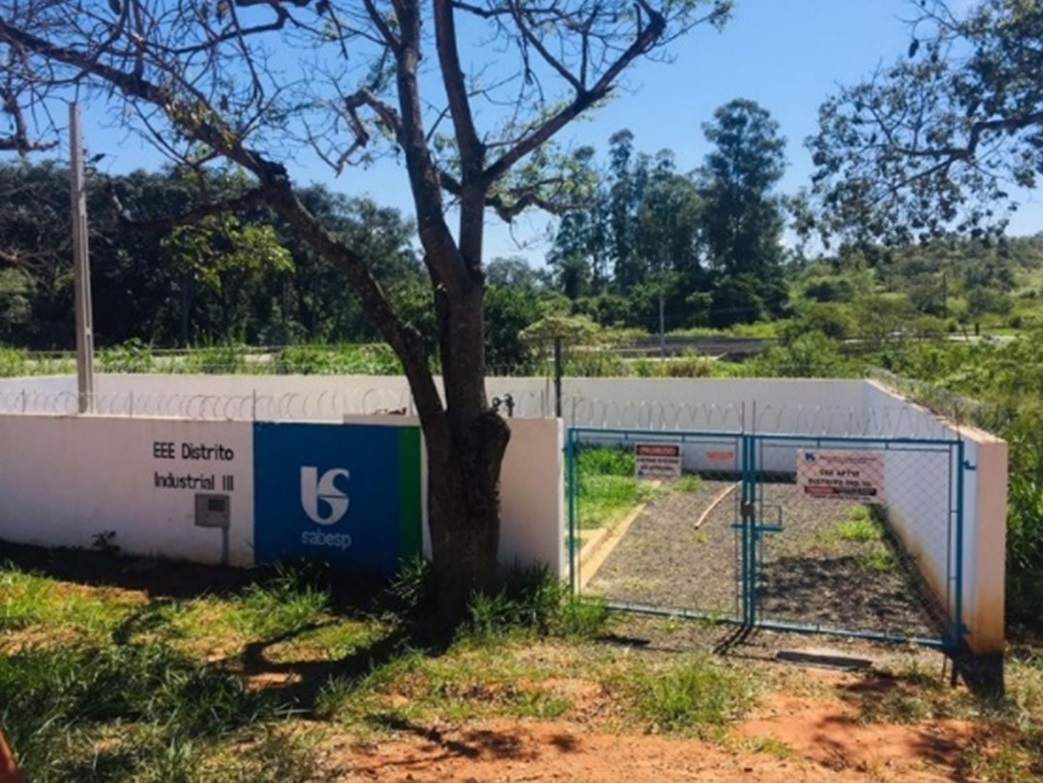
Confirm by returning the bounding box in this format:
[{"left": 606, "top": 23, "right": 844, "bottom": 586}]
[
  {"left": 484, "top": 257, "right": 568, "bottom": 371},
  {"left": 697, "top": 99, "right": 788, "bottom": 325},
  {"left": 809, "top": 0, "right": 1043, "bottom": 242},
  {"left": 162, "top": 214, "right": 293, "bottom": 341},
  {"left": 0, "top": 0, "right": 734, "bottom": 621}
]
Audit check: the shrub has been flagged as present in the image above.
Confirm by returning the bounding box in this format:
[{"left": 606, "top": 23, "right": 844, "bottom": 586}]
[{"left": 0, "top": 345, "right": 26, "bottom": 377}]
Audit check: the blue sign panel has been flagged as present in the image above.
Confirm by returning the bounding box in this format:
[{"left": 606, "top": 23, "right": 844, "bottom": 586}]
[{"left": 253, "top": 422, "right": 422, "bottom": 576}]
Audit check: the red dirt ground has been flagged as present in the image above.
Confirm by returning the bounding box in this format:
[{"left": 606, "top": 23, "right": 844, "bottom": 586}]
[{"left": 314, "top": 674, "right": 981, "bottom": 783}]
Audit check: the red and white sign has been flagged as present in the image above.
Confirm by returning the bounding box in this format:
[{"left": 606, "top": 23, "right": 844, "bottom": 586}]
[
  {"left": 634, "top": 443, "right": 682, "bottom": 481},
  {"left": 796, "top": 449, "right": 885, "bottom": 501}
]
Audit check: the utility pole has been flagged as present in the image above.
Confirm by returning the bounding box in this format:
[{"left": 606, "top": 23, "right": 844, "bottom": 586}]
[
  {"left": 553, "top": 336, "right": 563, "bottom": 418},
  {"left": 70, "top": 102, "right": 95, "bottom": 414}
]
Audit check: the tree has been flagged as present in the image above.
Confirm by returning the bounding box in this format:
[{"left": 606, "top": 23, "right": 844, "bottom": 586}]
[
  {"left": 0, "top": 162, "right": 423, "bottom": 347},
  {"left": 697, "top": 98, "right": 787, "bottom": 324},
  {"left": 809, "top": 0, "right": 1043, "bottom": 243},
  {"left": 548, "top": 136, "right": 704, "bottom": 328},
  {"left": 0, "top": 0, "right": 733, "bottom": 621},
  {"left": 162, "top": 213, "right": 293, "bottom": 341}
]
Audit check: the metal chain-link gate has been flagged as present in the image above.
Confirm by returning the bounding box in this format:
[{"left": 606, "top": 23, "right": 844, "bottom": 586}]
[{"left": 567, "top": 427, "right": 965, "bottom": 648}]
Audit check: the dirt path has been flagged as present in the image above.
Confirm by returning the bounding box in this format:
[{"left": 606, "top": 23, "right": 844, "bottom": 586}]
[{"left": 318, "top": 680, "right": 975, "bottom": 782}]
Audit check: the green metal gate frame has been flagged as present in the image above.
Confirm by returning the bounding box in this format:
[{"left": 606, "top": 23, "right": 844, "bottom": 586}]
[{"left": 566, "top": 427, "right": 968, "bottom": 650}]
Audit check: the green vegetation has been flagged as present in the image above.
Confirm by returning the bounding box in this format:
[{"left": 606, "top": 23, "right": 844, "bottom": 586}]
[
  {"left": 0, "top": 554, "right": 620, "bottom": 782},
  {"left": 672, "top": 474, "right": 703, "bottom": 494},
  {"left": 4, "top": 550, "right": 1043, "bottom": 780},
  {"left": 834, "top": 505, "right": 883, "bottom": 543},
  {"left": 809, "top": 505, "right": 896, "bottom": 573},
  {"left": 576, "top": 446, "right": 656, "bottom": 530},
  {"left": 0, "top": 631, "right": 305, "bottom": 783},
  {"left": 626, "top": 654, "right": 758, "bottom": 737}
]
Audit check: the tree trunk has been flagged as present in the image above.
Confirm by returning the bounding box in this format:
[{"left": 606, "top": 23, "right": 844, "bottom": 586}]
[
  {"left": 264, "top": 185, "right": 511, "bottom": 628},
  {"left": 423, "top": 273, "right": 510, "bottom": 627},
  {"left": 425, "top": 407, "right": 510, "bottom": 627}
]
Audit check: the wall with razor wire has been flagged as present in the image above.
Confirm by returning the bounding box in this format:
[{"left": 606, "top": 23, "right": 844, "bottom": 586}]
[{"left": 0, "top": 373, "right": 1005, "bottom": 652}]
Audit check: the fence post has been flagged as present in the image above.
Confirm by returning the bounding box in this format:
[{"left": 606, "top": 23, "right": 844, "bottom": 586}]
[
  {"left": 954, "top": 439, "right": 966, "bottom": 651},
  {"left": 566, "top": 426, "right": 577, "bottom": 593}
]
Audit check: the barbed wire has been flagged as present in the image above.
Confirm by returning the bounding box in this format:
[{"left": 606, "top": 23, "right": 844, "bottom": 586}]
[
  {"left": 0, "top": 383, "right": 969, "bottom": 438},
  {"left": 865, "top": 368, "right": 1008, "bottom": 434}
]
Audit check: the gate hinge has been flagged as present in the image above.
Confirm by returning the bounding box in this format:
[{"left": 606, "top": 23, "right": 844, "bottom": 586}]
[
  {"left": 740, "top": 500, "right": 755, "bottom": 518},
  {"left": 962, "top": 460, "right": 977, "bottom": 471}
]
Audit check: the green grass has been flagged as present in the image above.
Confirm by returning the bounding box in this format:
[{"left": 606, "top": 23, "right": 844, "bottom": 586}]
[
  {"left": 626, "top": 654, "right": 758, "bottom": 737},
  {"left": 0, "top": 564, "right": 141, "bottom": 639},
  {"left": 576, "top": 446, "right": 656, "bottom": 530},
  {"left": 802, "top": 506, "right": 899, "bottom": 574},
  {"left": 231, "top": 565, "right": 331, "bottom": 637},
  {"left": 672, "top": 474, "right": 703, "bottom": 493},
  {"left": 0, "top": 642, "right": 294, "bottom": 783},
  {"left": 4, "top": 550, "right": 1043, "bottom": 781}
]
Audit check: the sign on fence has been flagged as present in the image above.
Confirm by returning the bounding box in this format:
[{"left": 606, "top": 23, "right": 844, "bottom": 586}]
[
  {"left": 634, "top": 442, "right": 682, "bottom": 480},
  {"left": 796, "top": 449, "right": 885, "bottom": 501}
]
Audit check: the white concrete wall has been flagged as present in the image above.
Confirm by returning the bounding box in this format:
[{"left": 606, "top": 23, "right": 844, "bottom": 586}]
[
  {"left": 0, "top": 415, "right": 255, "bottom": 566},
  {"left": 499, "top": 418, "right": 565, "bottom": 578},
  {"left": 561, "top": 378, "right": 867, "bottom": 434},
  {"left": 863, "top": 381, "right": 1007, "bottom": 653},
  {"left": 0, "top": 411, "right": 565, "bottom": 579}
]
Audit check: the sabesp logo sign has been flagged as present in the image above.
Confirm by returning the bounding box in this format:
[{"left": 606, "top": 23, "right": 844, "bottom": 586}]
[
  {"left": 253, "top": 422, "right": 421, "bottom": 575},
  {"left": 300, "top": 466, "right": 350, "bottom": 525}
]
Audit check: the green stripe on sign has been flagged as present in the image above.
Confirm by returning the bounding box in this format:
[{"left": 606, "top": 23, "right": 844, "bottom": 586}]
[{"left": 398, "top": 426, "right": 423, "bottom": 559}]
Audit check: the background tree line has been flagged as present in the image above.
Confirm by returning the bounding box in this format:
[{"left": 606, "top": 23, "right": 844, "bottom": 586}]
[
  {"left": 3, "top": 156, "right": 1043, "bottom": 372},
  {"left": 548, "top": 98, "right": 789, "bottom": 331},
  {"left": 0, "top": 162, "right": 428, "bottom": 350}
]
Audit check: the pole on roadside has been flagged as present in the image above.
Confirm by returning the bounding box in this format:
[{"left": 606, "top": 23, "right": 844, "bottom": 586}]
[
  {"left": 553, "top": 336, "right": 563, "bottom": 418},
  {"left": 70, "top": 102, "right": 95, "bottom": 414}
]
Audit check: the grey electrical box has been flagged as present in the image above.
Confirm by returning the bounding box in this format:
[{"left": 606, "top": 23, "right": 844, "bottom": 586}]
[{"left": 194, "top": 493, "right": 230, "bottom": 529}]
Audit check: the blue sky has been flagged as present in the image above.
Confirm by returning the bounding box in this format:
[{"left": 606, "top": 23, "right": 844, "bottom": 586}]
[{"left": 82, "top": 0, "right": 1041, "bottom": 264}]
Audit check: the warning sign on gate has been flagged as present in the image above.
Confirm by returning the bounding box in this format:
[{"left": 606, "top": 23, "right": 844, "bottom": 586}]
[
  {"left": 796, "top": 450, "right": 885, "bottom": 501},
  {"left": 634, "top": 443, "right": 682, "bottom": 481}
]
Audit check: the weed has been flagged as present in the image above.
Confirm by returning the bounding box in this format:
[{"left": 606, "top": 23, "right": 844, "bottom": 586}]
[
  {"left": 384, "top": 554, "right": 435, "bottom": 615},
  {"left": 90, "top": 530, "right": 120, "bottom": 555},
  {"left": 672, "top": 474, "right": 703, "bottom": 493},
  {"left": 466, "top": 566, "right": 565, "bottom": 637},
  {"left": 553, "top": 596, "right": 612, "bottom": 640},
  {"left": 180, "top": 342, "right": 248, "bottom": 374},
  {"left": 233, "top": 562, "right": 330, "bottom": 637},
  {"left": 627, "top": 655, "right": 756, "bottom": 736},
  {"left": 0, "top": 345, "right": 27, "bottom": 377},
  {"left": 854, "top": 662, "right": 973, "bottom": 724},
  {"left": 0, "top": 642, "right": 285, "bottom": 782},
  {"left": 572, "top": 446, "right": 660, "bottom": 528},
  {"left": 0, "top": 563, "right": 136, "bottom": 637},
  {"left": 507, "top": 690, "right": 572, "bottom": 719},
  {"left": 211, "top": 726, "right": 320, "bottom": 783},
  {"left": 739, "top": 736, "right": 794, "bottom": 759},
  {"left": 577, "top": 445, "right": 635, "bottom": 476},
  {"left": 96, "top": 338, "right": 154, "bottom": 373},
  {"left": 856, "top": 543, "right": 896, "bottom": 572},
  {"left": 836, "top": 505, "right": 883, "bottom": 542}
]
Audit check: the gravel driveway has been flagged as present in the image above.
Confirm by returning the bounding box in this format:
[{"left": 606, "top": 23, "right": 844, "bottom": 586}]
[{"left": 582, "top": 479, "right": 948, "bottom": 642}]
